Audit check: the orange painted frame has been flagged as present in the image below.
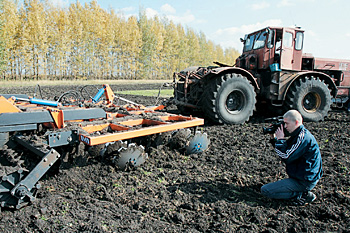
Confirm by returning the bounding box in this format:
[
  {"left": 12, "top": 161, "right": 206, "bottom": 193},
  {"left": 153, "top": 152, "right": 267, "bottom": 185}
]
[
  {"left": 0, "top": 96, "right": 21, "bottom": 113},
  {"left": 79, "top": 117, "right": 204, "bottom": 146}
]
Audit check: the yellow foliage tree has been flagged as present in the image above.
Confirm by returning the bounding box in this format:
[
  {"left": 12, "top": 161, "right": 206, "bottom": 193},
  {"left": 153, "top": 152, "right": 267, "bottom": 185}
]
[
  {"left": 0, "top": 0, "right": 241, "bottom": 80},
  {"left": 162, "top": 20, "right": 180, "bottom": 78},
  {"left": 0, "top": 0, "right": 4, "bottom": 76}
]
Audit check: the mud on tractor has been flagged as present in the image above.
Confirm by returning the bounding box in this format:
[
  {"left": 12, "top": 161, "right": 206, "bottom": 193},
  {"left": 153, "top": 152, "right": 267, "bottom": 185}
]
[
  {"left": 0, "top": 84, "right": 209, "bottom": 210},
  {"left": 171, "top": 26, "right": 350, "bottom": 124}
]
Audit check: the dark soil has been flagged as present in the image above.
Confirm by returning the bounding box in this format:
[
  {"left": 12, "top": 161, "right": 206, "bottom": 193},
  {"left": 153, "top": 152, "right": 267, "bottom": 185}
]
[{"left": 1, "top": 84, "right": 350, "bottom": 232}]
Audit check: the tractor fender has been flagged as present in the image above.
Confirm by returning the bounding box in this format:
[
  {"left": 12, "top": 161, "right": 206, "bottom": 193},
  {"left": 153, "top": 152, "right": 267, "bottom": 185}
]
[
  {"left": 206, "top": 67, "right": 260, "bottom": 90},
  {"left": 282, "top": 71, "right": 338, "bottom": 101}
]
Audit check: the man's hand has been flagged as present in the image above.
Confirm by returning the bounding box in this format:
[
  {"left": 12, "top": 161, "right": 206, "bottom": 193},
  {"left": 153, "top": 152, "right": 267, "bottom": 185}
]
[{"left": 275, "top": 125, "right": 285, "bottom": 139}]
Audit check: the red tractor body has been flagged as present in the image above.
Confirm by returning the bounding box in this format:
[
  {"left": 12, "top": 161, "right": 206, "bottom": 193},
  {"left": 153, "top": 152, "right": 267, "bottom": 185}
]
[{"left": 172, "top": 26, "right": 350, "bottom": 124}]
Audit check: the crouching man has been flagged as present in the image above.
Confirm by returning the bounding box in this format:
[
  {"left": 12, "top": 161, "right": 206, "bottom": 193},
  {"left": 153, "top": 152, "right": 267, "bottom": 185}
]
[{"left": 261, "top": 110, "right": 323, "bottom": 206}]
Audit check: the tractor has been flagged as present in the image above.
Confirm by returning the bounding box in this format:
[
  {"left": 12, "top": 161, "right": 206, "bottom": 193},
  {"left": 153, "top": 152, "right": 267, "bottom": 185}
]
[{"left": 171, "top": 26, "right": 350, "bottom": 124}]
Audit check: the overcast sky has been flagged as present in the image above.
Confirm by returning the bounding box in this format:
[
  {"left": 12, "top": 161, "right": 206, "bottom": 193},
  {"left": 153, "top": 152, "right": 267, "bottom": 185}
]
[{"left": 57, "top": 0, "right": 350, "bottom": 60}]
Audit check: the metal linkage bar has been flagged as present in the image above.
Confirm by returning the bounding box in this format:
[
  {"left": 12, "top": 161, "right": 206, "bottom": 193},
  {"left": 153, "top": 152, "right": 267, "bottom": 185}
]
[
  {"left": 1, "top": 136, "right": 62, "bottom": 209},
  {"left": 10, "top": 149, "right": 61, "bottom": 207}
]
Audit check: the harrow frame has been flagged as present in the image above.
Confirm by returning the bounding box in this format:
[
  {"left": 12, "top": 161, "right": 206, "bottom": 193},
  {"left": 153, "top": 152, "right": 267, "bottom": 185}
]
[{"left": 0, "top": 84, "right": 207, "bottom": 210}]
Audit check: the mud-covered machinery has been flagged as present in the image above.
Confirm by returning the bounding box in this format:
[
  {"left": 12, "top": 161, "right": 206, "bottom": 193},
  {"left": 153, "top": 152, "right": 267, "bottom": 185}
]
[{"left": 0, "top": 84, "right": 209, "bottom": 210}]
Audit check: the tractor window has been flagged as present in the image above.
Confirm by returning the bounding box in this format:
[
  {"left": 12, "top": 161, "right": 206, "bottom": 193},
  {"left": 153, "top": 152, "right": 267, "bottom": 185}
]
[
  {"left": 283, "top": 32, "right": 293, "bottom": 48},
  {"left": 267, "top": 29, "right": 275, "bottom": 49},
  {"left": 253, "top": 32, "right": 267, "bottom": 49},
  {"left": 243, "top": 34, "right": 255, "bottom": 52},
  {"left": 295, "top": 32, "right": 304, "bottom": 50}
]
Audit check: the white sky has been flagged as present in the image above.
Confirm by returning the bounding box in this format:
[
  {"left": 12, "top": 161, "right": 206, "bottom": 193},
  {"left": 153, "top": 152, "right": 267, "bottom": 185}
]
[{"left": 59, "top": 0, "right": 350, "bottom": 60}]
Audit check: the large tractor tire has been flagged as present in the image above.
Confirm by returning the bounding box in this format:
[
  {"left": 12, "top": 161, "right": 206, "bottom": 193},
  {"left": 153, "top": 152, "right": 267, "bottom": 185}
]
[
  {"left": 202, "top": 73, "right": 256, "bottom": 124},
  {"left": 285, "top": 76, "right": 331, "bottom": 122}
]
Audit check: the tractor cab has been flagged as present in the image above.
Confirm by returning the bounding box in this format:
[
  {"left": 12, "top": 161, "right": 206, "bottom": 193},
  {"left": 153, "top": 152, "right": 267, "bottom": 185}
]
[{"left": 237, "top": 27, "right": 305, "bottom": 72}]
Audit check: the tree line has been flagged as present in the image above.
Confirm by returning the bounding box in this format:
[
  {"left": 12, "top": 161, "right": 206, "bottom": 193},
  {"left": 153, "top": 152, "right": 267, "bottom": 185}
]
[{"left": 0, "top": 0, "right": 241, "bottom": 80}]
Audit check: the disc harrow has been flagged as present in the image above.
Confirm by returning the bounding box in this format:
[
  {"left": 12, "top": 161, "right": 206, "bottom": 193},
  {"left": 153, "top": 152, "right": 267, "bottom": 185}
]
[{"left": 0, "top": 84, "right": 209, "bottom": 210}]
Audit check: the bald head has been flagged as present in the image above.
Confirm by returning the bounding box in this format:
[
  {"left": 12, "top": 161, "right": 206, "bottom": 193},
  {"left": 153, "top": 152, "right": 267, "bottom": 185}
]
[{"left": 283, "top": 110, "right": 303, "bottom": 126}]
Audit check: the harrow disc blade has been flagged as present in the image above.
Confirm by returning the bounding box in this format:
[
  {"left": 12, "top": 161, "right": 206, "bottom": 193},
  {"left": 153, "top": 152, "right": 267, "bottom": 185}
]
[
  {"left": 0, "top": 169, "right": 39, "bottom": 210},
  {"left": 117, "top": 143, "right": 148, "bottom": 170},
  {"left": 186, "top": 132, "right": 210, "bottom": 154}
]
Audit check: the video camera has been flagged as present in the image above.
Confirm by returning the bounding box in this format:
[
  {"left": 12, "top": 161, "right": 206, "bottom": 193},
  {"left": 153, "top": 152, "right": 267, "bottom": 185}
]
[{"left": 262, "top": 117, "right": 285, "bottom": 135}]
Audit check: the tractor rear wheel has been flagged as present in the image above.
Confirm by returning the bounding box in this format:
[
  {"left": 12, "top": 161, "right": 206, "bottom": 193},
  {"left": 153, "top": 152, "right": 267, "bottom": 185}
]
[
  {"left": 202, "top": 73, "right": 256, "bottom": 124},
  {"left": 285, "top": 76, "right": 331, "bottom": 122}
]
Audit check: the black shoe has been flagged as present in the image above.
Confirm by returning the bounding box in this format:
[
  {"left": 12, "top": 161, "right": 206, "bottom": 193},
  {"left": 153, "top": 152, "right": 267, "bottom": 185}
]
[{"left": 291, "top": 191, "right": 316, "bottom": 206}]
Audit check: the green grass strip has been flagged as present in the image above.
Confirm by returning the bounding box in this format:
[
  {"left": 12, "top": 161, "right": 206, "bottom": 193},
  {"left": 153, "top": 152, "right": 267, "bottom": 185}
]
[{"left": 118, "top": 89, "right": 173, "bottom": 97}]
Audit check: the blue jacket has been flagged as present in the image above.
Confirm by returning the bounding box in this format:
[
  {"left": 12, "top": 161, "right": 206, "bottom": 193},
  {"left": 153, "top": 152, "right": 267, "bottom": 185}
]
[{"left": 274, "top": 125, "right": 323, "bottom": 182}]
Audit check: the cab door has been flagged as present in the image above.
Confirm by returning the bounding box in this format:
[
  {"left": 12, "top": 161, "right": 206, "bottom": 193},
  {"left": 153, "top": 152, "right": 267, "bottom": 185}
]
[
  {"left": 292, "top": 31, "right": 304, "bottom": 71},
  {"left": 280, "top": 28, "right": 294, "bottom": 70}
]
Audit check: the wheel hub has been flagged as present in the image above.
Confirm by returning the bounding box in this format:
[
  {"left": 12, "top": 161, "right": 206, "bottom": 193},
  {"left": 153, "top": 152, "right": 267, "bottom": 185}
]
[
  {"left": 303, "top": 92, "right": 321, "bottom": 112},
  {"left": 225, "top": 90, "right": 245, "bottom": 113}
]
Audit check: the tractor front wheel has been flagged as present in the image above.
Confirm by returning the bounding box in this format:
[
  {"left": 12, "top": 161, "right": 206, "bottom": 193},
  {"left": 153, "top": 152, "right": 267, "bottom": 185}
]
[{"left": 202, "top": 73, "right": 256, "bottom": 124}]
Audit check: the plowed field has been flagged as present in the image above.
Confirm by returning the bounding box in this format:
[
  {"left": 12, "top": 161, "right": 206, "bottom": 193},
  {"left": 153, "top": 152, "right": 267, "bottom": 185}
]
[{"left": 1, "top": 84, "right": 349, "bottom": 232}]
